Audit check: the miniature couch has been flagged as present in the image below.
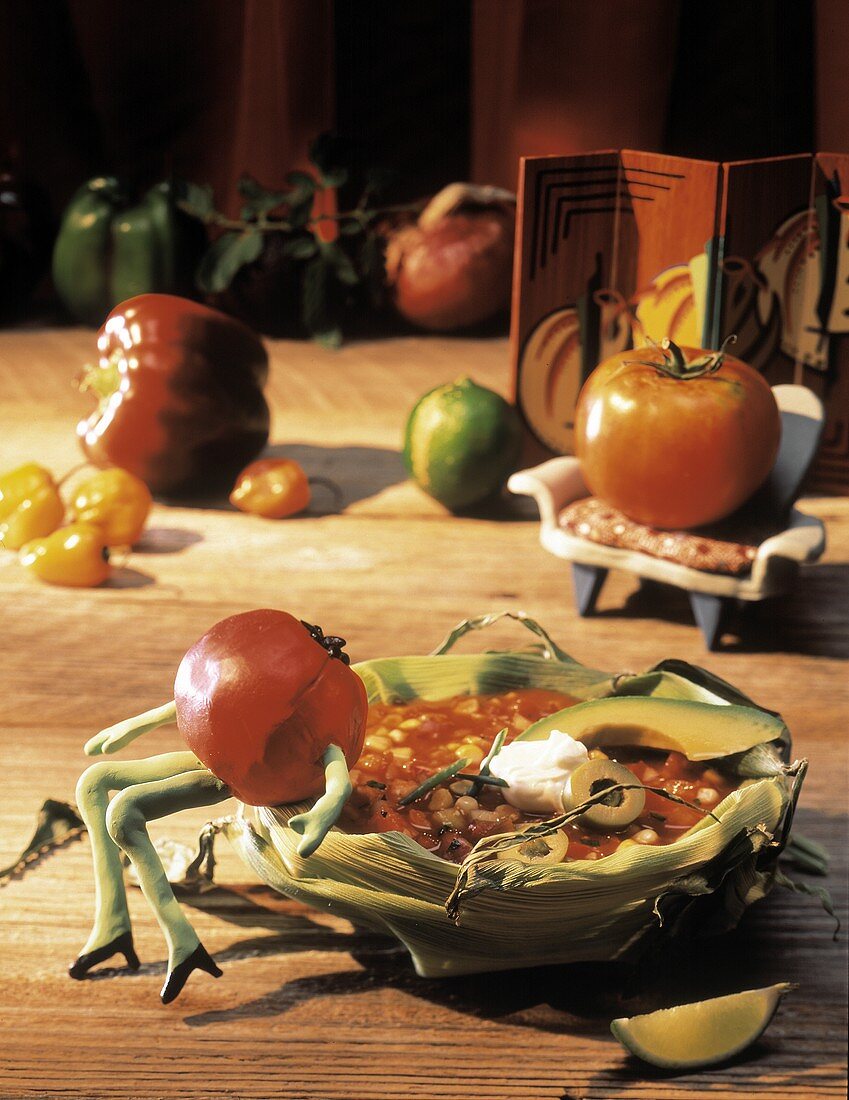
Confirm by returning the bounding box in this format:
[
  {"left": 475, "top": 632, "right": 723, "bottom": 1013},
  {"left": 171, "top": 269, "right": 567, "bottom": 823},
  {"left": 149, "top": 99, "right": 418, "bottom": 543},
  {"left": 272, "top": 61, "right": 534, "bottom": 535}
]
[{"left": 508, "top": 385, "right": 826, "bottom": 649}]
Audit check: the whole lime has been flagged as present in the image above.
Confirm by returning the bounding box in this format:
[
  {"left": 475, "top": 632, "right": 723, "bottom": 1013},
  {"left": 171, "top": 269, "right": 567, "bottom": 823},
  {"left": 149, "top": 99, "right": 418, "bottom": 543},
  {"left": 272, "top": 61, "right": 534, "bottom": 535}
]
[{"left": 403, "top": 377, "right": 522, "bottom": 509}]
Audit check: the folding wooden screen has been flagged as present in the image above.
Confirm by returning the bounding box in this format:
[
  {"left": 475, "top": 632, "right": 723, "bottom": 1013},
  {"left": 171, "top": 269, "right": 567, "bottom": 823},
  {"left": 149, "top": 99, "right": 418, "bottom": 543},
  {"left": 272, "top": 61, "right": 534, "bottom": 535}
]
[{"left": 511, "top": 151, "right": 849, "bottom": 492}]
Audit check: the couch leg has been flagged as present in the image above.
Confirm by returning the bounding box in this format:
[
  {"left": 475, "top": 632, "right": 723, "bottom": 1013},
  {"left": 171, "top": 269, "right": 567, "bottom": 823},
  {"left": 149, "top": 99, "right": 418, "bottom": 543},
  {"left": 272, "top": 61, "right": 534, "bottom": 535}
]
[
  {"left": 689, "top": 592, "right": 734, "bottom": 650},
  {"left": 572, "top": 564, "right": 608, "bottom": 616}
]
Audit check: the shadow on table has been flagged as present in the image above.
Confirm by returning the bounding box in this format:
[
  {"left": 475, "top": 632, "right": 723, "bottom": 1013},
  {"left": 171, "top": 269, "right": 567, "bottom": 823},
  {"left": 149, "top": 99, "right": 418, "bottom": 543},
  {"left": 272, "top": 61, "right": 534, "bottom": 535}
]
[
  {"left": 585, "top": 1037, "right": 781, "bottom": 1094},
  {"left": 181, "top": 807, "right": 843, "bottom": 1032},
  {"left": 164, "top": 443, "right": 536, "bottom": 518},
  {"left": 79, "top": 883, "right": 399, "bottom": 985},
  {"left": 180, "top": 925, "right": 776, "bottom": 1032},
  {"left": 262, "top": 443, "right": 407, "bottom": 511},
  {"left": 56, "top": 529, "right": 204, "bottom": 591},
  {"left": 179, "top": 882, "right": 396, "bottom": 965},
  {"left": 589, "top": 564, "right": 849, "bottom": 659},
  {"left": 163, "top": 444, "right": 408, "bottom": 514},
  {"left": 134, "top": 527, "right": 204, "bottom": 554},
  {"left": 103, "top": 566, "right": 155, "bottom": 589}
]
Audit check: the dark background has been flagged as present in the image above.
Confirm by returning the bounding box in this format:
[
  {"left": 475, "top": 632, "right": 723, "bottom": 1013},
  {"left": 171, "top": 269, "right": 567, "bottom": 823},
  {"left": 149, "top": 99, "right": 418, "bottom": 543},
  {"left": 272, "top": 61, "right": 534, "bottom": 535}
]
[{"left": 0, "top": 0, "right": 838, "bottom": 211}]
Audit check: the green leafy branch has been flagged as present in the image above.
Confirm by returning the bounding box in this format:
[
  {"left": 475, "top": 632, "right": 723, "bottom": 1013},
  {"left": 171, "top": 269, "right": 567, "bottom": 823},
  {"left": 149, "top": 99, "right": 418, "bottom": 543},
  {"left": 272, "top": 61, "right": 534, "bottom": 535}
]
[
  {"left": 181, "top": 178, "right": 419, "bottom": 238},
  {"left": 179, "top": 136, "right": 421, "bottom": 347}
]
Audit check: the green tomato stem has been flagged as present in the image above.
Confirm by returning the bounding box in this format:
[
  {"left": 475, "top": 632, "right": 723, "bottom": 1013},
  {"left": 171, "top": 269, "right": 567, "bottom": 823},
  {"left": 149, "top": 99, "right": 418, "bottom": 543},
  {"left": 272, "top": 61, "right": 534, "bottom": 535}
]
[{"left": 627, "top": 334, "right": 738, "bottom": 380}]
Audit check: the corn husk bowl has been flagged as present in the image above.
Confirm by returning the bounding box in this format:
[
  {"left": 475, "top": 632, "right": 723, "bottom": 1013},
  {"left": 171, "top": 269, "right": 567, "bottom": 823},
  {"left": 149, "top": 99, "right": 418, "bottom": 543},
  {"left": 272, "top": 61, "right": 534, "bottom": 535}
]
[{"left": 220, "top": 613, "right": 804, "bottom": 978}]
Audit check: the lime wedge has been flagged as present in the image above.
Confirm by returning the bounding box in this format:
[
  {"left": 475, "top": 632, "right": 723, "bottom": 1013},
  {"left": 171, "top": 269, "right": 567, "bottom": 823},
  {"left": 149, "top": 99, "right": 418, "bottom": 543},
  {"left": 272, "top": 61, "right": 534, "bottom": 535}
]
[{"left": 610, "top": 983, "right": 795, "bottom": 1069}]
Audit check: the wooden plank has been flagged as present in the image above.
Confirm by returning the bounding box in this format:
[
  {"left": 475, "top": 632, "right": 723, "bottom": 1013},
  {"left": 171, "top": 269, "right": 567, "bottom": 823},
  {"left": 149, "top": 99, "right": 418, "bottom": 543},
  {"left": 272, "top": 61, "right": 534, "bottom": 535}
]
[
  {"left": 810, "top": 154, "right": 849, "bottom": 492},
  {"left": 510, "top": 148, "right": 849, "bottom": 493},
  {"left": 619, "top": 150, "right": 720, "bottom": 296},
  {"left": 0, "top": 330, "right": 846, "bottom": 1100},
  {"left": 510, "top": 151, "right": 622, "bottom": 457},
  {"left": 511, "top": 151, "right": 721, "bottom": 460}
]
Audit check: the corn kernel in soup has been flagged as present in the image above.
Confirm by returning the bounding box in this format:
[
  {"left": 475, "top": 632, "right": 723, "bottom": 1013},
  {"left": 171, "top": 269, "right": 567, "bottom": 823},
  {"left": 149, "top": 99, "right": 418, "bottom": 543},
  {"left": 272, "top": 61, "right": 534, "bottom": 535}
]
[{"left": 340, "top": 691, "right": 735, "bottom": 864}]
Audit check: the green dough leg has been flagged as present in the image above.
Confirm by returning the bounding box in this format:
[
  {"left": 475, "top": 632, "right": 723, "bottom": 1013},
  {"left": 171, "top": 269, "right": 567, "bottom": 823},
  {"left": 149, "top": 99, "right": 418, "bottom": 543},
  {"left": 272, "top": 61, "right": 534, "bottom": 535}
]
[
  {"left": 84, "top": 700, "right": 177, "bottom": 756},
  {"left": 105, "top": 767, "right": 231, "bottom": 1000},
  {"left": 73, "top": 750, "right": 202, "bottom": 963},
  {"left": 287, "top": 744, "right": 352, "bottom": 858}
]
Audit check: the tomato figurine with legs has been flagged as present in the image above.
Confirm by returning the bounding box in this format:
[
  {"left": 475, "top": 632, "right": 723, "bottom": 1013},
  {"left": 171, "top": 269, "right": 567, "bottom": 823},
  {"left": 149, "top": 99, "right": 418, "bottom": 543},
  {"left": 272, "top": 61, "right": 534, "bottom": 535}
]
[
  {"left": 174, "top": 611, "right": 366, "bottom": 806},
  {"left": 574, "top": 337, "right": 781, "bottom": 530},
  {"left": 70, "top": 610, "right": 367, "bottom": 1003}
]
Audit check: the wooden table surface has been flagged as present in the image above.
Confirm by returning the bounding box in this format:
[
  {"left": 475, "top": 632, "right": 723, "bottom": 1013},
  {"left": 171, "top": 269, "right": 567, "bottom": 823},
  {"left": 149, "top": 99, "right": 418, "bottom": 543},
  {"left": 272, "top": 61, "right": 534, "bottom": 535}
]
[{"left": 0, "top": 329, "right": 846, "bottom": 1100}]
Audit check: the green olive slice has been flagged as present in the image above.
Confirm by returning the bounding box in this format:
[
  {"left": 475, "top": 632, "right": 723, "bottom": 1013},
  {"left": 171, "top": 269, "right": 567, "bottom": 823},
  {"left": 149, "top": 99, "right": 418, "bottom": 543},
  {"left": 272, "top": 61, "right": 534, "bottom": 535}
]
[
  {"left": 497, "top": 828, "right": 569, "bottom": 865},
  {"left": 565, "top": 760, "right": 645, "bottom": 831}
]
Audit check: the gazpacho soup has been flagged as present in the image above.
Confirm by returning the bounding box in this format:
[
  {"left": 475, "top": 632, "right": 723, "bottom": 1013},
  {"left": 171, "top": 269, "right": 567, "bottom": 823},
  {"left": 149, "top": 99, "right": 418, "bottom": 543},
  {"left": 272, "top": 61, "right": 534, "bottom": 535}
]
[{"left": 340, "top": 690, "right": 736, "bottom": 864}]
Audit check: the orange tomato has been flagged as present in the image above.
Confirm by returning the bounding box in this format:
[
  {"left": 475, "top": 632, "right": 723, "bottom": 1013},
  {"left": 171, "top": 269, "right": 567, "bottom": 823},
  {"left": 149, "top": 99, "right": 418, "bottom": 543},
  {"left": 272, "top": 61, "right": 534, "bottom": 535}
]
[
  {"left": 229, "top": 458, "right": 311, "bottom": 518},
  {"left": 574, "top": 339, "right": 781, "bottom": 529}
]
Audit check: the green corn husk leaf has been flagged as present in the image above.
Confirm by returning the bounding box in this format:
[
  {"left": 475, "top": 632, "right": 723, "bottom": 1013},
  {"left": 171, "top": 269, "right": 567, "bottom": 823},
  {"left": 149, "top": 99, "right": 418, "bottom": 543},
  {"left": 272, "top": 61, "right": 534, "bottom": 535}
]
[{"left": 220, "top": 612, "right": 805, "bottom": 978}]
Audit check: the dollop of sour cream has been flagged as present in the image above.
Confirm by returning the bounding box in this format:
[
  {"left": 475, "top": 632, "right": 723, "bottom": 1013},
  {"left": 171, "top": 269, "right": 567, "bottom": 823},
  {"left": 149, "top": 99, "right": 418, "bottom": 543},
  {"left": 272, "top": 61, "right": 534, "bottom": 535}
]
[{"left": 489, "top": 730, "right": 589, "bottom": 815}]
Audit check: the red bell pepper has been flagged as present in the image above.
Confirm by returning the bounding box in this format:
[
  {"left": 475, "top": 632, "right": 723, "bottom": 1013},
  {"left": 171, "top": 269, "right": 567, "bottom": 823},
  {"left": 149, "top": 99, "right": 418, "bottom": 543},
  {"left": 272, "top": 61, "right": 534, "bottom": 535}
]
[{"left": 77, "top": 293, "right": 269, "bottom": 497}]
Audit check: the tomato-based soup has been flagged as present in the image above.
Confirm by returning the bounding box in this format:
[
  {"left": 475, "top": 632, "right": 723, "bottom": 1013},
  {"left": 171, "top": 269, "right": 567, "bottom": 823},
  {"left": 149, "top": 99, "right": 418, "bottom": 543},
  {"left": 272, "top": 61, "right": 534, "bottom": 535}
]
[{"left": 341, "top": 690, "right": 736, "bottom": 864}]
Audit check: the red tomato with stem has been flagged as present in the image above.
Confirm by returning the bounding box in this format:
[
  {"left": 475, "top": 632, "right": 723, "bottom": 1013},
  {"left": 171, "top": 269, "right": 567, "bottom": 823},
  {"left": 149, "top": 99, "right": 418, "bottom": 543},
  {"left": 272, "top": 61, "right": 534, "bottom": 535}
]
[
  {"left": 174, "top": 610, "right": 367, "bottom": 806},
  {"left": 574, "top": 338, "right": 781, "bottom": 529}
]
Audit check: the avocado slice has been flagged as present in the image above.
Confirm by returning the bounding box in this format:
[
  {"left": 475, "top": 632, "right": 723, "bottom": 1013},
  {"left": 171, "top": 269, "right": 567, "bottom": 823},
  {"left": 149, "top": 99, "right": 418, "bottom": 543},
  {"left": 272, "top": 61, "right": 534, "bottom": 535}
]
[{"left": 516, "top": 695, "right": 787, "bottom": 761}]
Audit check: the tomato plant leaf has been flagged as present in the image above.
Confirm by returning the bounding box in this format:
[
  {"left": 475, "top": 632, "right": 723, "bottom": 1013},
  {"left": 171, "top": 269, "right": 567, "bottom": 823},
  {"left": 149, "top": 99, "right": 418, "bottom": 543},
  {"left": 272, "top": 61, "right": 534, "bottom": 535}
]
[
  {"left": 283, "top": 235, "right": 319, "bottom": 260},
  {"left": 359, "top": 233, "right": 383, "bottom": 278},
  {"left": 301, "top": 253, "right": 346, "bottom": 348},
  {"left": 360, "top": 233, "right": 386, "bottom": 306},
  {"left": 319, "top": 166, "right": 349, "bottom": 189},
  {"left": 322, "top": 241, "right": 360, "bottom": 286},
  {"left": 313, "top": 324, "right": 343, "bottom": 350},
  {"left": 301, "top": 254, "right": 332, "bottom": 339},
  {"left": 307, "top": 132, "right": 353, "bottom": 191},
  {"left": 179, "top": 181, "right": 216, "bottom": 221},
  {"left": 286, "top": 170, "right": 319, "bottom": 203},
  {"left": 238, "top": 175, "right": 291, "bottom": 220},
  {"left": 196, "top": 229, "right": 264, "bottom": 293}
]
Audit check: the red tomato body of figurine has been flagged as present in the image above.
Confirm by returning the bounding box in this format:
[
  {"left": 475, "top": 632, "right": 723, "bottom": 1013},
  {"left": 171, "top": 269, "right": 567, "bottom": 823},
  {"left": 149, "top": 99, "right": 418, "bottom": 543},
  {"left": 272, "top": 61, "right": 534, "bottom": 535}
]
[{"left": 174, "top": 609, "right": 368, "bottom": 806}]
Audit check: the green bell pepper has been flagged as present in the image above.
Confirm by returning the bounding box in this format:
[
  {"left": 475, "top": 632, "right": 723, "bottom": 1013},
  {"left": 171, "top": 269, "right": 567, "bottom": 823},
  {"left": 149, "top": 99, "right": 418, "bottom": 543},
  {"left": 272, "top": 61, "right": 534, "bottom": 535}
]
[{"left": 52, "top": 177, "right": 206, "bottom": 325}]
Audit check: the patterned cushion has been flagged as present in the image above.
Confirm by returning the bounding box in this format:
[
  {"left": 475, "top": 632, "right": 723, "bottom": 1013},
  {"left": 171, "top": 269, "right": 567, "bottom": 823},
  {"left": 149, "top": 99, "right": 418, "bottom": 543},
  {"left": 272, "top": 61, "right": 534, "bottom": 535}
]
[{"left": 558, "top": 497, "right": 769, "bottom": 576}]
